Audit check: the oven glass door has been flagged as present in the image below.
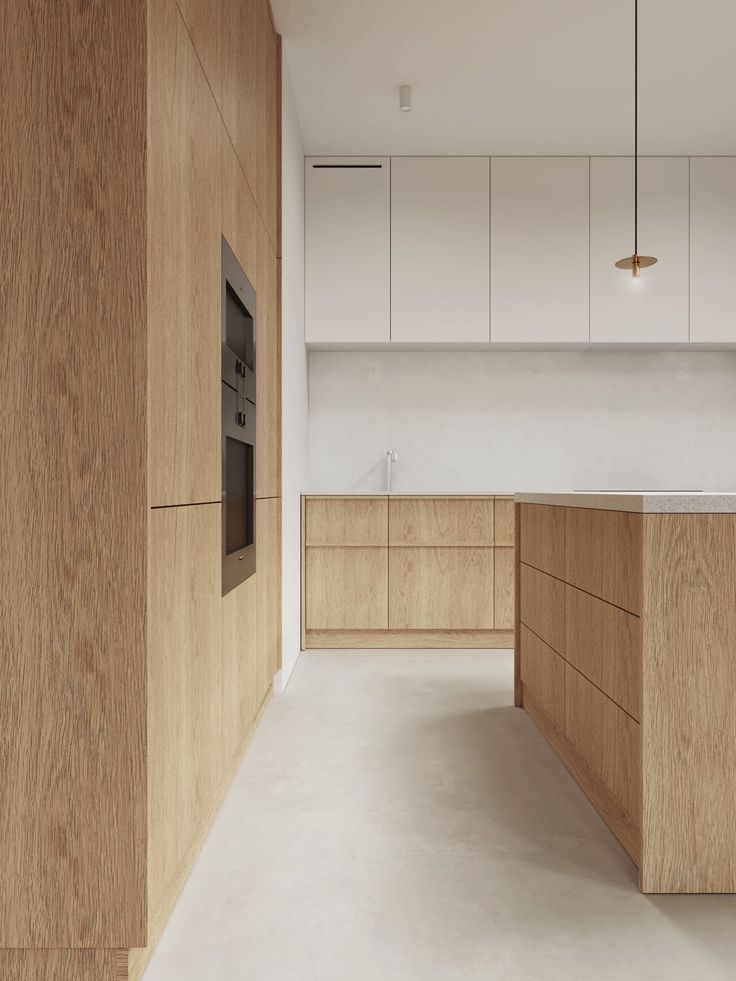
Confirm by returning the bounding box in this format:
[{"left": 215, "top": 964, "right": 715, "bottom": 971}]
[{"left": 222, "top": 383, "right": 256, "bottom": 595}]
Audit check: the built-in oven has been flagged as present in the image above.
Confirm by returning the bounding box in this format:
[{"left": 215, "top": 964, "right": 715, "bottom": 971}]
[{"left": 221, "top": 237, "right": 257, "bottom": 595}]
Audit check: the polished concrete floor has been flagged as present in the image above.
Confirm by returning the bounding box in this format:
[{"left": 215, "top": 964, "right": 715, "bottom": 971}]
[{"left": 145, "top": 650, "right": 736, "bottom": 981}]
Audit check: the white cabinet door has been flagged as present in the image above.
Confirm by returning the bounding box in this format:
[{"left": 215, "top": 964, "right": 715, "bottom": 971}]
[
  {"left": 391, "top": 157, "right": 490, "bottom": 343},
  {"left": 491, "top": 158, "right": 589, "bottom": 344},
  {"left": 690, "top": 157, "right": 736, "bottom": 344},
  {"left": 305, "top": 157, "right": 390, "bottom": 343},
  {"left": 590, "top": 157, "right": 689, "bottom": 343}
]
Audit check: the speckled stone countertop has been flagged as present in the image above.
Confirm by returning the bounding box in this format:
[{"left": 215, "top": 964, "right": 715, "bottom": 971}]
[{"left": 514, "top": 492, "right": 736, "bottom": 513}]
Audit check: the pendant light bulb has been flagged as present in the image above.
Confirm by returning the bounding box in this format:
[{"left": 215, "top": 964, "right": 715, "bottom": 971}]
[{"left": 633, "top": 257, "right": 641, "bottom": 278}]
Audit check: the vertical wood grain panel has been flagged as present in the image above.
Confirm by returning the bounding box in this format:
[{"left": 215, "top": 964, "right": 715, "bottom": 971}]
[
  {"left": 519, "top": 504, "right": 566, "bottom": 580},
  {"left": 389, "top": 497, "right": 494, "bottom": 545},
  {"left": 256, "top": 235, "right": 282, "bottom": 498},
  {"left": 0, "top": 950, "right": 129, "bottom": 981},
  {"left": 389, "top": 548, "right": 494, "bottom": 629},
  {"left": 642, "top": 514, "right": 736, "bottom": 893},
  {"left": 147, "top": 504, "right": 222, "bottom": 928},
  {"left": 148, "top": 0, "right": 222, "bottom": 506},
  {"left": 0, "top": 0, "right": 146, "bottom": 947},
  {"left": 222, "top": 575, "right": 258, "bottom": 766},
  {"left": 494, "top": 547, "right": 515, "bottom": 630},
  {"left": 306, "top": 548, "right": 388, "bottom": 630},
  {"left": 519, "top": 563, "right": 566, "bottom": 654},
  {"left": 257, "top": 497, "right": 282, "bottom": 685},
  {"left": 519, "top": 626, "right": 565, "bottom": 731},
  {"left": 305, "top": 497, "right": 388, "bottom": 546},
  {"left": 494, "top": 497, "right": 515, "bottom": 546},
  {"left": 565, "top": 507, "right": 642, "bottom": 614}
]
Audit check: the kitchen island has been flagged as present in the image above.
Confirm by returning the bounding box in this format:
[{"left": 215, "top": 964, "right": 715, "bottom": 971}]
[{"left": 515, "top": 492, "right": 736, "bottom": 893}]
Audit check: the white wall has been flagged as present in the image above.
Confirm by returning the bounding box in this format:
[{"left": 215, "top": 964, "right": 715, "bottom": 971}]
[
  {"left": 280, "top": 57, "right": 308, "bottom": 688},
  {"left": 308, "top": 352, "right": 736, "bottom": 493}
]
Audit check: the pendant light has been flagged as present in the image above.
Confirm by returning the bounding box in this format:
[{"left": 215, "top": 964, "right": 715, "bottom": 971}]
[{"left": 615, "top": 0, "right": 657, "bottom": 277}]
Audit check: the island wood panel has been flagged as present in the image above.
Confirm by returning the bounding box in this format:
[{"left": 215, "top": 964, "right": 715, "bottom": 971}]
[
  {"left": 389, "top": 547, "right": 495, "bottom": 629},
  {"left": 0, "top": 0, "right": 146, "bottom": 950},
  {"left": 494, "top": 547, "right": 515, "bottom": 629},
  {"left": 306, "top": 547, "right": 388, "bottom": 630},
  {"left": 494, "top": 497, "right": 515, "bottom": 546},
  {"left": 565, "top": 584, "right": 642, "bottom": 721},
  {"left": 519, "top": 503, "right": 566, "bottom": 580},
  {"left": 519, "top": 562, "right": 566, "bottom": 655},
  {"left": 148, "top": 0, "right": 221, "bottom": 507},
  {"left": 565, "top": 507, "right": 642, "bottom": 615},
  {"left": 256, "top": 235, "right": 282, "bottom": 498},
  {"left": 519, "top": 626, "right": 565, "bottom": 730},
  {"left": 147, "top": 504, "right": 222, "bottom": 935},
  {"left": 641, "top": 513, "right": 736, "bottom": 893},
  {"left": 257, "top": 497, "right": 283, "bottom": 683},
  {"left": 389, "top": 496, "right": 495, "bottom": 545},
  {"left": 305, "top": 496, "right": 388, "bottom": 546},
  {"left": 564, "top": 664, "right": 641, "bottom": 834},
  {"left": 0, "top": 950, "right": 129, "bottom": 981}
]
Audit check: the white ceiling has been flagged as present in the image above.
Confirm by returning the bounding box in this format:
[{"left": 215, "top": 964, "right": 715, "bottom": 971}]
[{"left": 271, "top": 0, "right": 736, "bottom": 156}]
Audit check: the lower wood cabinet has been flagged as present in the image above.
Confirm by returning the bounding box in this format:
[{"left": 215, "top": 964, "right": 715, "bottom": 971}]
[
  {"left": 519, "top": 625, "right": 565, "bottom": 731},
  {"left": 302, "top": 495, "right": 514, "bottom": 648}
]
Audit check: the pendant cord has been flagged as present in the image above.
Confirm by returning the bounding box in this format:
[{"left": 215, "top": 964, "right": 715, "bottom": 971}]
[{"left": 634, "top": 0, "right": 638, "bottom": 256}]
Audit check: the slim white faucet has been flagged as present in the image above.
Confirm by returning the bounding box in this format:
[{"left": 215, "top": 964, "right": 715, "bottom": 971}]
[{"left": 386, "top": 450, "right": 398, "bottom": 493}]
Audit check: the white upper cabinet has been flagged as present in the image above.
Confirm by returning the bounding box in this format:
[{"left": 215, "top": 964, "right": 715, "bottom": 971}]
[
  {"left": 491, "top": 158, "right": 590, "bottom": 344},
  {"left": 590, "top": 157, "right": 689, "bottom": 343},
  {"left": 391, "top": 157, "right": 490, "bottom": 343},
  {"left": 305, "top": 157, "right": 390, "bottom": 344},
  {"left": 690, "top": 158, "right": 736, "bottom": 344}
]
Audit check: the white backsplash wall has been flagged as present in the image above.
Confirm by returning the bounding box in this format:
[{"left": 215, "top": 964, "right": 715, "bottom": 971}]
[{"left": 308, "top": 352, "right": 736, "bottom": 493}]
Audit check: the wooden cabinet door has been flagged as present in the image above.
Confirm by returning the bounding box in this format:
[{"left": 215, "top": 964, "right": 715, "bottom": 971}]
[
  {"left": 389, "top": 547, "right": 494, "bottom": 629},
  {"left": 389, "top": 497, "right": 494, "bottom": 545},
  {"left": 491, "top": 157, "right": 589, "bottom": 343},
  {"left": 305, "top": 158, "right": 390, "bottom": 343},
  {"left": 494, "top": 547, "right": 515, "bottom": 629},
  {"left": 520, "top": 625, "right": 565, "bottom": 731},
  {"left": 305, "top": 496, "right": 388, "bottom": 546},
  {"left": 391, "top": 157, "right": 490, "bottom": 342},
  {"left": 590, "top": 157, "right": 689, "bottom": 343},
  {"left": 690, "top": 157, "right": 736, "bottom": 343},
  {"left": 305, "top": 547, "right": 388, "bottom": 630},
  {"left": 564, "top": 507, "right": 642, "bottom": 615}
]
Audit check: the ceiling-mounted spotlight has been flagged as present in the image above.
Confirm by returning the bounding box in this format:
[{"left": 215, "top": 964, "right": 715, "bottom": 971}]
[{"left": 399, "top": 84, "right": 412, "bottom": 113}]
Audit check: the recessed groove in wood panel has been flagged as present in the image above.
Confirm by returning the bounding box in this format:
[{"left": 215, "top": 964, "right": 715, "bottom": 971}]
[
  {"left": 494, "top": 547, "right": 515, "bottom": 629},
  {"left": 389, "top": 497, "right": 494, "bottom": 545},
  {"left": 519, "top": 503, "right": 566, "bottom": 579},
  {"left": 519, "top": 625, "right": 565, "bottom": 731},
  {"left": 565, "top": 583, "right": 642, "bottom": 721},
  {"left": 641, "top": 513, "right": 736, "bottom": 893},
  {"left": 565, "top": 507, "right": 642, "bottom": 615},
  {"left": 305, "top": 497, "right": 388, "bottom": 546},
  {"left": 389, "top": 547, "right": 494, "bottom": 629},
  {"left": 519, "top": 562, "right": 566, "bottom": 654}
]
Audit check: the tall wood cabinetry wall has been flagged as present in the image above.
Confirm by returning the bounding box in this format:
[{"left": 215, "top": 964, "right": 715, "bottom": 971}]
[{"left": 1, "top": 1, "right": 281, "bottom": 978}]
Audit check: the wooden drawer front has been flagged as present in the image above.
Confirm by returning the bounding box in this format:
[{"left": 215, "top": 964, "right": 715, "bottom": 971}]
[
  {"left": 519, "top": 563, "right": 565, "bottom": 654},
  {"left": 494, "top": 498, "right": 515, "bottom": 546},
  {"left": 565, "top": 584, "right": 642, "bottom": 720},
  {"left": 305, "top": 497, "right": 387, "bottom": 546},
  {"left": 389, "top": 547, "right": 494, "bottom": 629},
  {"left": 305, "top": 547, "right": 388, "bottom": 629},
  {"left": 565, "top": 507, "right": 642, "bottom": 614},
  {"left": 565, "top": 664, "right": 641, "bottom": 824},
  {"left": 389, "top": 497, "right": 494, "bottom": 546},
  {"left": 520, "top": 625, "right": 565, "bottom": 731},
  {"left": 519, "top": 504, "right": 565, "bottom": 579},
  {"left": 494, "top": 547, "right": 514, "bottom": 629}
]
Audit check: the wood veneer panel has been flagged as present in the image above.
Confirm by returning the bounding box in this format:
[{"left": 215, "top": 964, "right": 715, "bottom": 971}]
[
  {"left": 494, "top": 497, "right": 515, "bottom": 546},
  {"left": 389, "top": 497, "right": 494, "bottom": 545},
  {"left": 148, "top": 504, "right": 222, "bottom": 930},
  {"left": 564, "top": 664, "right": 641, "bottom": 834},
  {"left": 222, "top": 575, "right": 258, "bottom": 765},
  {"left": 256, "top": 234, "right": 282, "bottom": 498},
  {"left": 519, "top": 504, "right": 566, "bottom": 579},
  {"left": 494, "top": 547, "right": 515, "bottom": 629},
  {"left": 306, "top": 548, "right": 388, "bottom": 630},
  {"left": 519, "top": 562, "right": 566, "bottom": 654},
  {"left": 389, "top": 547, "right": 494, "bottom": 629},
  {"left": 565, "top": 507, "right": 642, "bottom": 614},
  {"left": 519, "top": 626, "right": 565, "bottom": 731},
  {"left": 0, "top": 0, "right": 146, "bottom": 947},
  {"left": 176, "top": 0, "right": 224, "bottom": 105},
  {"left": 305, "top": 630, "right": 513, "bottom": 649},
  {"left": 257, "top": 497, "right": 282, "bottom": 683},
  {"left": 565, "top": 584, "right": 642, "bottom": 721},
  {"left": 0, "top": 950, "right": 129, "bottom": 981},
  {"left": 641, "top": 513, "right": 736, "bottom": 893},
  {"left": 148, "top": 0, "right": 221, "bottom": 506},
  {"left": 305, "top": 497, "right": 388, "bottom": 546}
]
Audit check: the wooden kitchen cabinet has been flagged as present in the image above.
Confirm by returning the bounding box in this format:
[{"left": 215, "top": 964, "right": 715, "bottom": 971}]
[
  {"left": 491, "top": 157, "right": 589, "bottom": 343},
  {"left": 305, "top": 157, "right": 390, "bottom": 344},
  {"left": 391, "top": 157, "right": 490, "bottom": 343},
  {"left": 305, "top": 547, "right": 388, "bottom": 630},
  {"left": 389, "top": 547, "right": 495, "bottom": 629},
  {"left": 590, "top": 157, "right": 689, "bottom": 343},
  {"left": 690, "top": 157, "right": 736, "bottom": 343}
]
